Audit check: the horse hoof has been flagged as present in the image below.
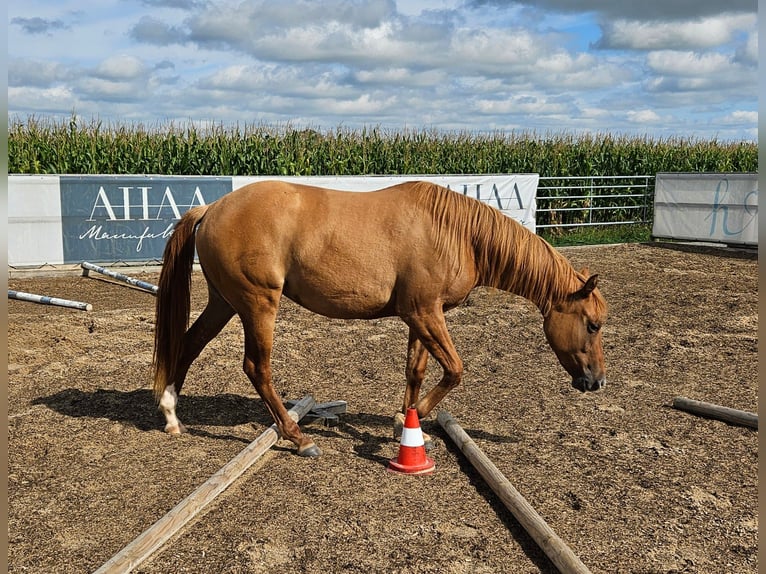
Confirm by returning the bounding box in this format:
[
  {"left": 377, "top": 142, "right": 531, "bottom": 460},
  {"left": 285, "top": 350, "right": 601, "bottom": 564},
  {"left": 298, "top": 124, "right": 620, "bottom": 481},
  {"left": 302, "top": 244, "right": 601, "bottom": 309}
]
[
  {"left": 423, "top": 433, "right": 435, "bottom": 452},
  {"left": 297, "top": 444, "right": 322, "bottom": 458},
  {"left": 164, "top": 422, "right": 187, "bottom": 435}
]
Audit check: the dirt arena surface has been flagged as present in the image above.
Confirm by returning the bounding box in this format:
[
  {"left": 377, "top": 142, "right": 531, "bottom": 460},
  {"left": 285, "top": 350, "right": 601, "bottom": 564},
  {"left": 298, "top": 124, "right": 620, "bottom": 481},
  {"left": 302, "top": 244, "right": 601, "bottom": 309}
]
[{"left": 8, "top": 242, "right": 758, "bottom": 573}]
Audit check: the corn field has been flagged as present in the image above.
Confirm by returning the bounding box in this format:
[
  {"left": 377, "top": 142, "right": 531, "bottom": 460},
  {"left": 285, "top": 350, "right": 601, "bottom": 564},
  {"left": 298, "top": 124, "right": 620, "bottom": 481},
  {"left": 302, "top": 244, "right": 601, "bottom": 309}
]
[{"left": 8, "top": 115, "right": 758, "bottom": 241}]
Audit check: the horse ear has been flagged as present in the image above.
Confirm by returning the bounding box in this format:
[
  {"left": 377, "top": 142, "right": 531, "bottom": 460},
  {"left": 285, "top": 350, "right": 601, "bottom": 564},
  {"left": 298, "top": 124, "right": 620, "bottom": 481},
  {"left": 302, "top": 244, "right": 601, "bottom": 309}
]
[{"left": 581, "top": 274, "right": 599, "bottom": 297}]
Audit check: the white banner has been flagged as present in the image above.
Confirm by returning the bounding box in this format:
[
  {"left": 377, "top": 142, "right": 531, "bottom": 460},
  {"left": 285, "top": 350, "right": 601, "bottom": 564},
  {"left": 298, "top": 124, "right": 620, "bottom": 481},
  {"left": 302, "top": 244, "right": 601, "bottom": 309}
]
[
  {"left": 653, "top": 173, "right": 758, "bottom": 246},
  {"left": 8, "top": 175, "right": 64, "bottom": 267}
]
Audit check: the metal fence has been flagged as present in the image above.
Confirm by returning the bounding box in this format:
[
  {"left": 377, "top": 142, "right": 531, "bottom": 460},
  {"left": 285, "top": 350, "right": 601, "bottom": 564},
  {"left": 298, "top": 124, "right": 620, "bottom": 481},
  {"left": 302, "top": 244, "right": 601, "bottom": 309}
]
[{"left": 536, "top": 175, "right": 654, "bottom": 230}]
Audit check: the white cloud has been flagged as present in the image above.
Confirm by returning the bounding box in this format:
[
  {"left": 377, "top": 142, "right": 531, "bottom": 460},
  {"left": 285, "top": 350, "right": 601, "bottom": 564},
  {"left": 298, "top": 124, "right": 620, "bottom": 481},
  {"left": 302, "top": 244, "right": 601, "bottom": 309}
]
[
  {"left": 597, "top": 13, "right": 756, "bottom": 51},
  {"left": 626, "top": 109, "right": 661, "bottom": 123},
  {"left": 8, "top": 58, "right": 71, "bottom": 87},
  {"left": 183, "top": 0, "right": 405, "bottom": 61},
  {"left": 735, "top": 30, "right": 758, "bottom": 65},
  {"left": 449, "top": 27, "right": 540, "bottom": 70},
  {"left": 475, "top": 95, "right": 571, "bottom": 116},
  {"left": 720, "top": 110, "right": 758, "bottom": 124},
  {"left": 130, "top": 15, "right": 184, "bottom": 45},
  {"left": 354, "top": 67, "right": 447, "bottom": 87},
  {"left": 8, "top": 85, "right": 77, "bottom": 112},
  {"left": 94, "top": 55, "right": 147, "bottom": 80},
  {"left": 198, "top": 64, "right": 355, "bottom": 100},
  {"left": 76, "top": 78, "right": 136, "bottom": 101},
  {"left": 644, "top": 50, "right": 756, "bottom": 98},
  {"left": 534, "top": 53, "right": 633, "bottom": 89},
  {"left": 579, "top": 106, "right": 611, "bottom": 120},
  {"left": 395, "top": 0, "right": 461, "bottom": 17},
  {"left": 646, "top": 51, "right": 731, "bottom": 76},
  {"left": 321, "top": 93, "right": 400, "bottom": 115}
]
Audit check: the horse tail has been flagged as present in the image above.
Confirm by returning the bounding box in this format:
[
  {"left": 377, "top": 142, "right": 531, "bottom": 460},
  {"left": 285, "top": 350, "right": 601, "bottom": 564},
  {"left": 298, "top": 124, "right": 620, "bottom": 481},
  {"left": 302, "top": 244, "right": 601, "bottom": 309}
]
[{"left": 152, "top": 204, "right": 209, "bottom": 402}]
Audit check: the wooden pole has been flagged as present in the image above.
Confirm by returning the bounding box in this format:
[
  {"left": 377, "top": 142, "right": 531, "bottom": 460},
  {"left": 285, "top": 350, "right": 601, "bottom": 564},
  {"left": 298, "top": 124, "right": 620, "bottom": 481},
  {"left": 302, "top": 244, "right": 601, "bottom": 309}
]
[
  {"left": 437, "top": 410, "right": 592, "bottom": 574},
  {"left": 93, "top": 395, "right": 317, "bottom": 574},
  {"left": 8, "top": 289, "right": 92, "bottom": 311},
  {"left": 81, "top": 262, "right": 159, "bottom": 295},
  {"left": 672, "top": 396, "right": 758, "bottom": 429}
]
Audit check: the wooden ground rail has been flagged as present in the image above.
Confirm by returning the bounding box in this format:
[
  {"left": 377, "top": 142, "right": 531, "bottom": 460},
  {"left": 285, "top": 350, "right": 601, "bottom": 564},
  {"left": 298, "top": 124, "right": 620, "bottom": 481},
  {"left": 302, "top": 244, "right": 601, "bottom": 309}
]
[
  {"left": 93, "top": 394, "right": 317, "bottom": 574},
  {"left": 672, "top": 396, "right": 757, "bottom": 429},
  {"left": 437, "top": 410, "right": 592, "bottom": 574}
]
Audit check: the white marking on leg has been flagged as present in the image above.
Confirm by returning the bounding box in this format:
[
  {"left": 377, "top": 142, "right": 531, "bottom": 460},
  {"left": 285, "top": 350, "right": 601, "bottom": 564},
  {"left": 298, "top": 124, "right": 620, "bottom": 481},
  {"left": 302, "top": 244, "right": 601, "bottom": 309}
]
[{"left": 159, "top": 385, "right": 185, "bottom": 434}]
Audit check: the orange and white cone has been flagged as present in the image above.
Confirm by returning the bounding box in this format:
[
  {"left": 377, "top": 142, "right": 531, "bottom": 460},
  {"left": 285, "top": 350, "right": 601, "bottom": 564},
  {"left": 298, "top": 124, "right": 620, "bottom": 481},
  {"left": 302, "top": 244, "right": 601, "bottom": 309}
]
[{"left": 388, "top": 407, "right": 435, "bottom": 475}]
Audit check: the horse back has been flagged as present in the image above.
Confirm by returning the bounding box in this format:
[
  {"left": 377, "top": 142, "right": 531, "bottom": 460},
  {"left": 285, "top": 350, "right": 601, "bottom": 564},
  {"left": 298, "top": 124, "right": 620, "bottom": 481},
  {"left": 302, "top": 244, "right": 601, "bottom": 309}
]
[{"left": 194, "top": 181, "right": 476, "bottom": 318}]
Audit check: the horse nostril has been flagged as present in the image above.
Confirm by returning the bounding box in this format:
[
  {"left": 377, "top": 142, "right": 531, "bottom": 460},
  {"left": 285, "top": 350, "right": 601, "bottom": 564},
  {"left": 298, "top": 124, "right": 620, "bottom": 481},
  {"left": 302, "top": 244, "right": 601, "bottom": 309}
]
[{"left": 584, "top": 377, "right": 606, "bottom": 391}]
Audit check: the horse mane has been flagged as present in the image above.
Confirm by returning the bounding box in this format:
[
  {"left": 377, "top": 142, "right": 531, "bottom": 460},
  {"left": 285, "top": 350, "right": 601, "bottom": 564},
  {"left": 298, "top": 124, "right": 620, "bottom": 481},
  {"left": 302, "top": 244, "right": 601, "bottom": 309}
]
[{"left": 411, "top": 181, "right": 604, "bottom": 316}]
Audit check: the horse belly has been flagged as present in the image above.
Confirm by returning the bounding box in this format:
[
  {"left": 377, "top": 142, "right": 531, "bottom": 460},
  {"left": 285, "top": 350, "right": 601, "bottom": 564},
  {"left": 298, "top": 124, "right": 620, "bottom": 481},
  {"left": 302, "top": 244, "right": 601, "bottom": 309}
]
[{"left": 283, "top": 265, "right": 397, "bottom": 319}]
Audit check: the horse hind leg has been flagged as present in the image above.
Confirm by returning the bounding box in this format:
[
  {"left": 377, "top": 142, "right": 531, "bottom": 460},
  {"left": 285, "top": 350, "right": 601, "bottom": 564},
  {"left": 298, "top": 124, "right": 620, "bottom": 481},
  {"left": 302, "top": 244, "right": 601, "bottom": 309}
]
[
  {"left": 239, "top": 290, "right": 321, "bottom": 457},
  {"left": 159, "top": 287, "right": 235, "bottom": 434}
]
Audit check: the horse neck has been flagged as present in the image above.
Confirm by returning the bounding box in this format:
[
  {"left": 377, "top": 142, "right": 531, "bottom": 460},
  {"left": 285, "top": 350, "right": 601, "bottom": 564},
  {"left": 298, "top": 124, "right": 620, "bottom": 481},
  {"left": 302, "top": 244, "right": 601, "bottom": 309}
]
[
  {"left": 473, "top": 217, "right": 580, "bottom": 315},
  {"left": 413, "top": 183, "right": 580, "bottom": 313}
]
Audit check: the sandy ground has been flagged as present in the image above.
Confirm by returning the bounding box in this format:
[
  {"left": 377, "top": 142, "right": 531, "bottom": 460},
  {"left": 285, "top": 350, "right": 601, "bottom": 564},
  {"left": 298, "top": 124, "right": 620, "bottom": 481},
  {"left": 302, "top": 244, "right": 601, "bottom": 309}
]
[{"left": 8, "top": 242, "right": 758, "bottom": 573}]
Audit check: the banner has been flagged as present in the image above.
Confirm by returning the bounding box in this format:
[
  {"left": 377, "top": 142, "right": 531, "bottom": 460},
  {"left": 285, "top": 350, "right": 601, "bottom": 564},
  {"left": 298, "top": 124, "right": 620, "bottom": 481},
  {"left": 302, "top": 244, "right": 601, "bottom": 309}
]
[
  {"left": 59, "top": 175, "right": 232, "bottom": 263},
  {"left": 653, "top": 173, "right": 758, "bottom": 246},
  {"left": 8, "top": 175, "right": 64, "bottom": 267},
  {"left": 9, "top": 174, "right": 538, "bottom": 266}
]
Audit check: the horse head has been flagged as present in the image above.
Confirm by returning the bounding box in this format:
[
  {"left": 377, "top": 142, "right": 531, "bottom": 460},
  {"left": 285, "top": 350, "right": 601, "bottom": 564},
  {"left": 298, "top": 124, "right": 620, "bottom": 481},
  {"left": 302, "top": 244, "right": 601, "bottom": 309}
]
[{"left": 542, "top": 272, "right": 607, "bottom": 392}]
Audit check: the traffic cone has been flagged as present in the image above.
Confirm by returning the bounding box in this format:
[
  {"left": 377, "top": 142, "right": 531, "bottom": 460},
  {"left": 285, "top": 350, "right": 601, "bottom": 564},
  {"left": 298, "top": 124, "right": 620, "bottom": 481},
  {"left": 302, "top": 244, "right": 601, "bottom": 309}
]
[{"left": 388, "top": 407, "right": 435, "bottom": 475}]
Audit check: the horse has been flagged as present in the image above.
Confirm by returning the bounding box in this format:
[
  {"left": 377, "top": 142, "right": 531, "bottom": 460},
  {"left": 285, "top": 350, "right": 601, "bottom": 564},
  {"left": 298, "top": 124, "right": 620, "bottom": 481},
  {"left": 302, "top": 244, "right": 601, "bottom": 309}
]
[{"left": 153, "top": 180, "right": 607, "bottom": 457}]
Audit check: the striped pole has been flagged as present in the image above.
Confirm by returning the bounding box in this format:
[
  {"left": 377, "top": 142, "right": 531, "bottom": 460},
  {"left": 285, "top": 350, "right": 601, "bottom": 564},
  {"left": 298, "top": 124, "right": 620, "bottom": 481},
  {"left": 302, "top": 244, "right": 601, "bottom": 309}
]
[
  {"left": 8, "top": 289, "right": 92, "bottom": 311},
  {"left": 81, "top": 262, "right": 158, "bottom": 295}
]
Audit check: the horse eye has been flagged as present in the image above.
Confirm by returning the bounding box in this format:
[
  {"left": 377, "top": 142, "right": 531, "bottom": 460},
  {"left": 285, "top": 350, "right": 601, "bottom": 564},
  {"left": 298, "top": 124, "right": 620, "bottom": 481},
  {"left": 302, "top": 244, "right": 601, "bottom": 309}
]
[{"left": 587, "top": 322, "right": 601, "bottom": 334}]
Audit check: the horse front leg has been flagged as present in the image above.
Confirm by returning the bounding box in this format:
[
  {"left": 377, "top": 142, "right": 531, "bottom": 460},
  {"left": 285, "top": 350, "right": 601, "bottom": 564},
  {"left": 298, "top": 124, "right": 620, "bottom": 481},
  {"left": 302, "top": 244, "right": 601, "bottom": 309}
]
[
  {"left": 404, "top": 311, "right": 463, "bottom": 419},
  {"left": 241, "top": 297, "right": 321, "bottom": 457},
  {"left": 394, "top": 311, "right": 463, "bottom": 450},
  {"left": 403, "top": 328, "right": 429, "bottom": 411},
  {"left": 394, "top": 330, "right": 432, "bottom": 445}
]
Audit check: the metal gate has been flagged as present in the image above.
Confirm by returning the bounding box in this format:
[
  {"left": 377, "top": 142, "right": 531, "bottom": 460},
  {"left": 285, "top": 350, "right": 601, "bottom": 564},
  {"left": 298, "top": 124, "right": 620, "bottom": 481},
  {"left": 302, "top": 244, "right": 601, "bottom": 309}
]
[{"left": 536, "top": 175, "right": 654, "bottom": 230}]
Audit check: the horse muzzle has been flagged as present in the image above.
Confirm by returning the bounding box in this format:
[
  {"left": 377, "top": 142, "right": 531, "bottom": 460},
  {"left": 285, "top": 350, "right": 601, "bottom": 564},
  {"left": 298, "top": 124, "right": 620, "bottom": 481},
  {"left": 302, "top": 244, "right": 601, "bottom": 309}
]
[{"left": 572, "top": 375, "right": 606, "bottom": 392}]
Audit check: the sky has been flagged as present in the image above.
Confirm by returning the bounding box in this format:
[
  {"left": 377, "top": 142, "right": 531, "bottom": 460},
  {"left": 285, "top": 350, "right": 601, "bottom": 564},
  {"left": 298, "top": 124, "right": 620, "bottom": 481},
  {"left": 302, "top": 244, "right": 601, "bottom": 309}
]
[{"left": 7, "top": 0, "right": 759, "bottom": 141}]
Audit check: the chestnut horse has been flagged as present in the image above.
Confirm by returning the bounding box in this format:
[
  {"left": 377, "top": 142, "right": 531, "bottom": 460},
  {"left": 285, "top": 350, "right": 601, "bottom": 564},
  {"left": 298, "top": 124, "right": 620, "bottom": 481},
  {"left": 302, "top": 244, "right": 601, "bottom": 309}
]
[{"left": 153, "top": 180, "right": 607, "bottom": 456}]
